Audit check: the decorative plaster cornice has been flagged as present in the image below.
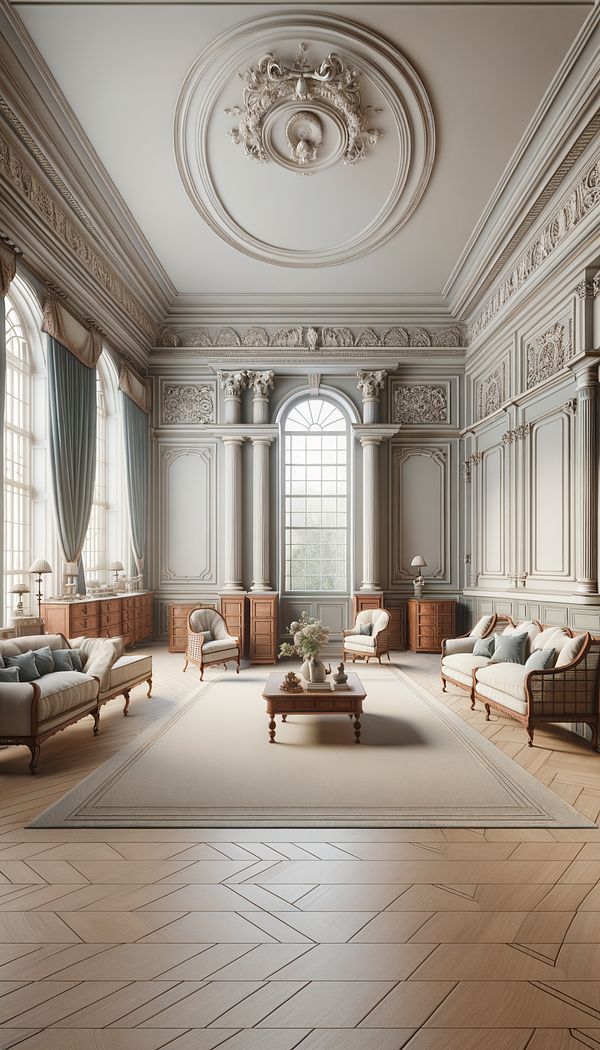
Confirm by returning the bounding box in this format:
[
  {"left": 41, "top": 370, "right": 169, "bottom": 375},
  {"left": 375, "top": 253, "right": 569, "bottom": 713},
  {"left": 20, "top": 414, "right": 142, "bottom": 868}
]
[
  {"left": 469, "top": 151, "right": 600, "bottom": 343},
  {"left": 156, "top": 323, "right": 465, "bottom": 350},
  {"left": 0, "top": 119, "right": 158, "bottom": 345}
]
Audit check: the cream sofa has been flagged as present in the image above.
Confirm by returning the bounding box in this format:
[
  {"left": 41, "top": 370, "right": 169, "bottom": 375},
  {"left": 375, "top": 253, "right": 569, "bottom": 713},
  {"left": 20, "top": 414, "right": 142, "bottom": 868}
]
[
  {"left": 343, "top": 608, "right": 391, "bottom": 663},
  {"left": 0, "top": 634, "right": 153, "bottom": 772},
  {"left": 441, "top": 614, "right": 510, "bottom": 697}
]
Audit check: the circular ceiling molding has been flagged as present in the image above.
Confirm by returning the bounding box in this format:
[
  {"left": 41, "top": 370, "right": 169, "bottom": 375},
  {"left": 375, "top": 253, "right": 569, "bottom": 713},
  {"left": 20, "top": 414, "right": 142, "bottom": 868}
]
[{"left": 174, "top": 12, "right": 435, "bottom": 268}]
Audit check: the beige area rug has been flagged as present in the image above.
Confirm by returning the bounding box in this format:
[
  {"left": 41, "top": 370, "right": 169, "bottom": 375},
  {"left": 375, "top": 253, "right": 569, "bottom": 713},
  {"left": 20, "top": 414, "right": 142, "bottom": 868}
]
[{"left": 30, "top": 665, "right": 593, "bottom": 828}]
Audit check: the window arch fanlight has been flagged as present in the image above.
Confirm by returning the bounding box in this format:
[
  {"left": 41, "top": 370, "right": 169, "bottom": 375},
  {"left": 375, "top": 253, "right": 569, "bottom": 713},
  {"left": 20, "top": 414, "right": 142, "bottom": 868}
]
[{"left": 282, "top": 395, "right": 350, "bottom": 594}]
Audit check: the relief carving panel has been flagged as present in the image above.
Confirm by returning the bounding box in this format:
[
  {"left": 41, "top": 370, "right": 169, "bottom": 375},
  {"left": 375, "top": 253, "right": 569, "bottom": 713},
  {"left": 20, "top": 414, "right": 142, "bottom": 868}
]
[
  {"left": 393, "top": 383, "right": 449, "bottom": 425},
  {"left": 161, "top": 383, "right": 216, "bottom": 425}
]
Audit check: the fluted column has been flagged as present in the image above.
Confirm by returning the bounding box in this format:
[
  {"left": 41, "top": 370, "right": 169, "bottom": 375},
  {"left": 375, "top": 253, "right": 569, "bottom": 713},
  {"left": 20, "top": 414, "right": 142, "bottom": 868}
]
[
  {"left": 222, "top": 436, "right": 245, "bottom": 592},
  {"left": 245, "top": 372, "right": 275, "bottom": 591},
  {"left": 360, "top": 434, "right": 381, "bottom": 591},
  {"left": 575, "top": 361, "right": 599, "bottom": 594}
]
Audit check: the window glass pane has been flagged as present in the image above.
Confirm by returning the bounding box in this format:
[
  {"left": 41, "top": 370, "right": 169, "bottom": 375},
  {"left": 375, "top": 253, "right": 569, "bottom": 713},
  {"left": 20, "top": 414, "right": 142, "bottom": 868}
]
[
  {"left": 283, "top": 397, "right": 348, "bottom": 593},
  {"left": 3, "top": 299, "right": 32, "bottom": 623}
]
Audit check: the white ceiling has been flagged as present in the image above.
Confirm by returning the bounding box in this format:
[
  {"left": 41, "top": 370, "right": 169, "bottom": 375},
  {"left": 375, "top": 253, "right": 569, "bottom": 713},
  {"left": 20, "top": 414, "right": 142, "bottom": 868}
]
[{"left": 16, "top": 2, "right": 589, "bottom": 299}]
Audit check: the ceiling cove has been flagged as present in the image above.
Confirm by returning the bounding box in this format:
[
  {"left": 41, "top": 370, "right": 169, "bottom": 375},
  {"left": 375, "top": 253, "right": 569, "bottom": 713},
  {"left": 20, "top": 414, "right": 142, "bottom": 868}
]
[{"left": 174, "top": 10, "right": 435, "bottom": 268}]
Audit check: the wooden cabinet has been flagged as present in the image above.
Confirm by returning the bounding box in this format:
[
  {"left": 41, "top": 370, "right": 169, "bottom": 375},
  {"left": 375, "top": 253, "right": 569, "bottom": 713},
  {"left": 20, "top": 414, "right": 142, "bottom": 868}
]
[
  {"left": 220, "top": 594, "right": 248, "bottom": 658},
  {"left": 248, "top": 593, "right": 278, "bottom": 664},
  {"left": 167, "top": 602, "right": 203, "bottom": 653},
  {"left": 407, "top": 598, "right": 456, "bottom": 653},
  {"left": 42, "top": 593, "right": 154, "bottom": 647}
]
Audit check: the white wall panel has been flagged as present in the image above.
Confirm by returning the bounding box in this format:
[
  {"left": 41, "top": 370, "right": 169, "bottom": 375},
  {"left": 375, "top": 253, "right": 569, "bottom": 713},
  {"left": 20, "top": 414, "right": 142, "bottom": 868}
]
[
  {"left": 390, "top": 445, "right": 449, "bottom": 585},
  {"left": 159, "top": 444, "right": 217, "bottom": 584}
]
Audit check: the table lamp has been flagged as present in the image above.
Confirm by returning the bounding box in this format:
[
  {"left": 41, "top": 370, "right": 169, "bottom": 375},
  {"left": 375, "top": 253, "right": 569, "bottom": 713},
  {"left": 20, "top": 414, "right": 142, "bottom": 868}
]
[
  {"left": 10, "top": 583, "right": 30, "bottom": 616},
  {"left": 410, "top": 554, "right": 427, "bottom": 598},
  {"left": 109, "top": 560, "right": 124, "bottom": 585},
  {"left": 29, "top": 558, "right": 52, "bottom": 618}
]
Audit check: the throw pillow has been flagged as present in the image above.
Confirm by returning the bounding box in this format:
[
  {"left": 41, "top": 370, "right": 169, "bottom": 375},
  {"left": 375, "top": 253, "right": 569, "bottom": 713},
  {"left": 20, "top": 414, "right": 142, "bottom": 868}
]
[
  {"left": 32, "top": 646, "right": 54, "bottom": 676},
  {"left": 490, "top": 633, "right": 527, "bottom": 665},
  {"left": 4, "top": 651, "right": 40, "bottom": 682},
  {"left": 68, "top": 648, "right": 83, "bottom": 672},
  {"left": 473, "top": 635, "right": 495, "bottom": 658},
  {"left": 200, "top": 630, "right": 212, "bottom": 643},
  {"left": 470, "top": 615, "right": 494, "bottom": 639},
  {"left": 531, "top": 626, "right": 561, "bottom": 652},
  {"left": 0, "top": 666, "right": 19, "bottom": 682},
  {"left": 52, "top": 649, "right": 77, "bottom": 672},
  {"left": 0, "top": 652, "right": 4, "bottom": 669},
  {"left": 525, "top": 648, "right": 556, "bottom": 670},
  {"left": 358, "top": 623, "right": 373, "bottom": 636},
  {"left": 556, "top": 633, "right": 587, "bottom": 668}
]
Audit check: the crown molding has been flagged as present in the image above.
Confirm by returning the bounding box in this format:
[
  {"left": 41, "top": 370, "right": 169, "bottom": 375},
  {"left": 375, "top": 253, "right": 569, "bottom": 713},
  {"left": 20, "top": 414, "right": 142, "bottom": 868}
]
[
  {"left": 444, "top": 3, "right": 600, "bottom": 323},
  {"left": 0, "top": 0, "right": 174, "bottom": 347},
  {"left": 164, "top": 293, "right": 458, "bottom": 327}
]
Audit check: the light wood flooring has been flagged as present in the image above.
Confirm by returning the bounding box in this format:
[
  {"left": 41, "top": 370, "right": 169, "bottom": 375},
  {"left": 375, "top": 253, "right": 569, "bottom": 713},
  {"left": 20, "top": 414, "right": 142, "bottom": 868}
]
[{"left": 0, "top": 645, "right": 600, "bottom": 1048}]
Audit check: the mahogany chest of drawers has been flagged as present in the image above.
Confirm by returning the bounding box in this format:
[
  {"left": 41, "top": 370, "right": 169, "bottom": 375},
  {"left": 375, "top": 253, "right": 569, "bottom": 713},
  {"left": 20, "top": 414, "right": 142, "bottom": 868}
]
[
  {"left": 407, "top": 598, "right": 456, "bottom": 653},
  {"left": 41, "top": 592, "right": 154, "bottom": 647}
]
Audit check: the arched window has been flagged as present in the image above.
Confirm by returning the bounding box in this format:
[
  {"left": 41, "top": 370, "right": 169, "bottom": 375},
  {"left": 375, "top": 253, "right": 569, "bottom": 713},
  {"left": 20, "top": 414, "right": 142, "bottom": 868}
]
[
  {"left": 3, "top": 296, "right": 32, "bottom": 620},
  {"left": 283, "top": 396, "right": 349, "bottom": 593}
]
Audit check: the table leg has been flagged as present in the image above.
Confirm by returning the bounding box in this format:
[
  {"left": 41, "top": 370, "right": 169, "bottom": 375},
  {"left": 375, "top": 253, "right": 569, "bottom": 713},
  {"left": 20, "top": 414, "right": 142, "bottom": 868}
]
[
  {"left": 268, "top": 716, "right": 276, "bottom": 743},
  {"left": 353, "top": 715, "right": 361, "bottom": 744}
]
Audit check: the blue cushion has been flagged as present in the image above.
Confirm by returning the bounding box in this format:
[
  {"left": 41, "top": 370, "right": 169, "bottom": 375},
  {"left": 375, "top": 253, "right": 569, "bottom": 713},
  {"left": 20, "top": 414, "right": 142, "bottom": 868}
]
[
  {"left": 4, "top": 651, "right": 40, "bottom": 682},
  {"left": 0, "top": 666, "right": 19, "bottom": 682},
  {"left": 525, "top": 648, "right": 556, "bottom": 670},
  {"left": 490, "top": 633, "right": 527, "bottom": 666},
  {"left": 32, "top": 646, "right": 54, "bottom": 676},
  {"left": 358, "top": 623, "right": 373, "bottom": 636},
  {"left": 473, "top": 635, "right": 495, "bottom": 658},
  {"left": 52, "top": 649, "right": 80, "bottom": 672}
]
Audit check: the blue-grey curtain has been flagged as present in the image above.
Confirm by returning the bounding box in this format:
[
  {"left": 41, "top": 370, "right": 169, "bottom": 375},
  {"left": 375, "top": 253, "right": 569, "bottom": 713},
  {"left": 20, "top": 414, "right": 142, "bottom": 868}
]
[
  {"left": 121, "top": 391, "right": 148, "bottom": 575},
  {"left": 0, "top": 296, "right": 5, "bottom": 611},
  {"left": 47, "top": 336, "right": 96, "bottom": 592}
]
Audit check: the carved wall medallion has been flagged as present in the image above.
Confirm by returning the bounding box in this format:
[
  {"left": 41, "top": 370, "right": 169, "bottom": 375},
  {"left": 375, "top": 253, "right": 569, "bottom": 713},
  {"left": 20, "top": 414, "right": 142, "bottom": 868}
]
[
  {"left": 225, "top": 44, "right": 381, "bottom": 172},
  {"left": 162, "top": 383, "right": 215, "bottom": 425},
  {"left": 174, "top": 11, "right": 435, "bottom": 268},
  {"left": 477, "top": 365, "right": 505, "bottom": 420},
  {"left": 393, "top": 383, "right": 449, "bottom": 425},
  {"left": 526, "top": 319, "right": 573, "bottom": 389},
  {"left": 470, "top": 153, "right": 600, "bottom": 341}
]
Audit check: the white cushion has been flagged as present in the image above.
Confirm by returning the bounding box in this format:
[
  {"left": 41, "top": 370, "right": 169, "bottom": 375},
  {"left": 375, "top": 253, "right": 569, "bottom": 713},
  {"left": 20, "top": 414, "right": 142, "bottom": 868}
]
[
  {"left": 353, "top": 609, "right": 390, "bottom": 637},
  {"left": 555, "top": 633, "right": 587, "bottom": 668},
  {"left": 442, "top": 653, "right": 490, "bottom": 685},
  {"left": 531, "top": 626, "right": 565, "bottom": 652},
  {"left": 345, "top": 635, "right": 377, "bottom": 652},
  {"left": 37, "top": 671, "right": 98, "bottom": 723},
  {"left": 105, "top": 654, "right": 152, "bottom": 691},
  {"left": 476, "top": 662, "right": 527, "bottom": 703},
  {"left": 476, "top": 683, "right": 527, "bottom": 716},
  {"left": 190, "top": 608, "right": 231, "bottom": 641},
  {"left": 470, "top": 615, "right": 494, "bottom": 639},
  {"left": 202, "top": 638, "right": 238, "bottom": 655}
]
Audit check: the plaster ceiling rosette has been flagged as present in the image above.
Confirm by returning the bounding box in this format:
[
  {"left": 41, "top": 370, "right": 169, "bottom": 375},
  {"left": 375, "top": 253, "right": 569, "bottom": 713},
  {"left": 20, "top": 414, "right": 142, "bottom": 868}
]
[{"left": 174, "top": 12, "right": 435, "bottom": 268}]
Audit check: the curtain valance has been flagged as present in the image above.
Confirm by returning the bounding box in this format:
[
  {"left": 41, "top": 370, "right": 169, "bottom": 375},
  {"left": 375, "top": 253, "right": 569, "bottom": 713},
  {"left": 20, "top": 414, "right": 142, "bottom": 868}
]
[
  {"left": 0, "top": 243, "right": 17, "bottom": 297},
  {"left": 118, "top": 360, "right": 152, "bottom": 414},
  {"left": 42, "top": 297, "right": 102, "bottom": 368}
]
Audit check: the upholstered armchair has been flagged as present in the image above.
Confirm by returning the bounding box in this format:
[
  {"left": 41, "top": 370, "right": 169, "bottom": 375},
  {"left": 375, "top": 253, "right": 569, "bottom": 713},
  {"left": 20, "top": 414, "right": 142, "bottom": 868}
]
[
  {"left": 183, "top": 607, "right": 240, "bottom": 681},
  {"left": 343, "top": 608, "right": 391, "bottom": 663}
]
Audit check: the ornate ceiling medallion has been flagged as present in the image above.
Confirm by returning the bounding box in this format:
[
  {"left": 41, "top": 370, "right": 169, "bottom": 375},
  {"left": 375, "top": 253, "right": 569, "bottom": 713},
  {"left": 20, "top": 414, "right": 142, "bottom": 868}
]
[
  {"left": 225, "top": 43, "right": 382, "bottom": 173},
  {"left": 174, "top": 12, "right": 435, "bottom": 268}
]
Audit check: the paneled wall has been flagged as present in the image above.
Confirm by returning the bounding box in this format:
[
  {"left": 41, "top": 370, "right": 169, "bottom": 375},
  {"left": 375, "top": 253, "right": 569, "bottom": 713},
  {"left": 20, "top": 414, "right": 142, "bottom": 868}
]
[{"left": 148, "top": 351, "right": 465, "bottom": 646}]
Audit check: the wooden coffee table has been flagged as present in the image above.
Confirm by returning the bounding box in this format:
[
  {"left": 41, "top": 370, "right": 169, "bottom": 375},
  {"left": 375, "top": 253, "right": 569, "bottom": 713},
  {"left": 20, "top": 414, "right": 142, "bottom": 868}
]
[{"left": 262, "top": 672, "right": 366, "bottom": 744}]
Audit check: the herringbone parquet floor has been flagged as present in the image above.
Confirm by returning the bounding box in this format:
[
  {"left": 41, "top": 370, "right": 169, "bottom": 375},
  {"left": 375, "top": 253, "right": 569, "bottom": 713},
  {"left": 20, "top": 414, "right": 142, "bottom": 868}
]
[{"left": 0, "top": 645, "right": 600, "bottom": 1049}]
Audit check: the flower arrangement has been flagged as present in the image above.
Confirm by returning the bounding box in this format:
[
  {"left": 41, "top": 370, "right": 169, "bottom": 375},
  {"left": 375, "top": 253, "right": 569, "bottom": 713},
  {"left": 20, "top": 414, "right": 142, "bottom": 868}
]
[{"left": 279, "top": 611, "right": 329, "bottom": 660}]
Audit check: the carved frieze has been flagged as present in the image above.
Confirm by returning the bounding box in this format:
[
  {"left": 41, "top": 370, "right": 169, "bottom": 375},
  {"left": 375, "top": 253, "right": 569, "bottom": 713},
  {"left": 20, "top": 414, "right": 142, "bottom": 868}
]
[
  {"left": 0, "top": 124, "right": 157, "bottom": 343},
  {"left": 477, "top": 365, "right": 505, "bottom": 420},
  {"left": 162, "top": 383, "right": 215, "bottom": 425},
  {"left": 393, "top": 383, "right": 449, "bottom": 425},
  {"left": 470, "top": 153, "right": 600, "bottom": 341},
  {"left": 502, "top": 422, "right": 531, "bottom": 445},
  {"left": 526, "top": 319, "right": 573, "bottom": 389},
  {"left": 156, "top": 324, "right": 465, "bottom": 350}
]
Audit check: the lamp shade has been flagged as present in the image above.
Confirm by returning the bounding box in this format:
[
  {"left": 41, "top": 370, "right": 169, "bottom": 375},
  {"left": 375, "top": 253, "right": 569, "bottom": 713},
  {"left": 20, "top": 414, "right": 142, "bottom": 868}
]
[
  {"left": 109, "top": 561, "right": 124, "bottom": 572},
  {"left": 410, "top": 554, "right": 427, "bottom": 569},
  {"left": 11, "top": 583, "right": 29, "bottom": 595},
  {"left": 29, "top": 558, "right": 52, "bottom": 574}
]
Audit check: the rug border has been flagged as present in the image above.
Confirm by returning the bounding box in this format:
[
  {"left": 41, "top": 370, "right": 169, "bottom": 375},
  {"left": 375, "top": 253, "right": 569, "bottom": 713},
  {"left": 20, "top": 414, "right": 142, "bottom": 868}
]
[{"left": 28, "top": 666, "right": 596, "bottom": 830}]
